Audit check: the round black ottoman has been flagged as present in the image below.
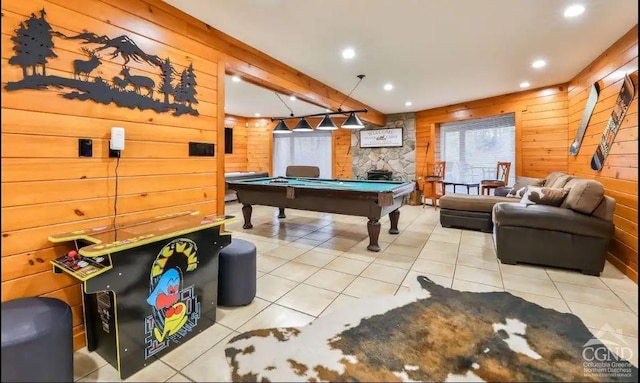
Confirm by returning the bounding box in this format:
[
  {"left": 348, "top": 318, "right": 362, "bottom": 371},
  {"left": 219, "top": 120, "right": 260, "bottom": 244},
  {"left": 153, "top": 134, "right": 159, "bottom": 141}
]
[
  {"left": 1, "top": 297, "right": 73, "bottom": 382},
  {"left": 218, "top": 238, "right": 257, "bottom": 306}
]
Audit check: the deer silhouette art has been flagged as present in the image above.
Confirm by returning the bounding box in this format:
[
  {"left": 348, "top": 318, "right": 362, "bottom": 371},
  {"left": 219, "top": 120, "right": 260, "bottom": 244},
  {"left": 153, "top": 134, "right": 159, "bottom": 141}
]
[
  {"left": 73, "top": 48, "right": 102, "bottom": 81},
  {"left": 112, "top": 76, "right": 130, "bottom": 90},
  {"left": 120, "top": 67, "right": 154, "bottom": 97}
]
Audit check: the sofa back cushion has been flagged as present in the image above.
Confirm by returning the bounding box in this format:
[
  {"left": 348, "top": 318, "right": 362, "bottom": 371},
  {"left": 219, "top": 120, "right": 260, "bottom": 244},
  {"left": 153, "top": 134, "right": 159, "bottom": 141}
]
[
  {"left": 506, "top": 176, "right": 545, "bottom": 198},
  {"left": 544, "top": 171, "right": 566, "bottom": 187},
  {"left": 561, "top": 179, "right": 605, "bottom": 214},
  {"left": 548, "top": 174, "right": 576, "bottom": 188}
]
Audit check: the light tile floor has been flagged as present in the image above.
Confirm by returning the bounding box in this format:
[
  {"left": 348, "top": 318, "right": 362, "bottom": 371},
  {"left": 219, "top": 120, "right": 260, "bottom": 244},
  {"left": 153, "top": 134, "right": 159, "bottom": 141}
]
[{"left": 74, "top": 203, "right": 639, "bottom": 382}]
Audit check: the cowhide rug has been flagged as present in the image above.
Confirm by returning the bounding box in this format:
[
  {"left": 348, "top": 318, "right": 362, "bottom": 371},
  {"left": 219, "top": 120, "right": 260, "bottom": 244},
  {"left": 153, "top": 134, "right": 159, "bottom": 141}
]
[{"left": 225, "top": 276, "right": 638, "bottom": 382}]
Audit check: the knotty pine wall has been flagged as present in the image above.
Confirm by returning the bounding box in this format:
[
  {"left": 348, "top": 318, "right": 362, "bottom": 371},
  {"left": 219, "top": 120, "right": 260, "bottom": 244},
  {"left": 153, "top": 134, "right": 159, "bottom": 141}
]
[
  {"left": 224, "top": 115, "right": 248, "bottom": 173},
  {"left": 333, "top": 127, "right": 353, "bottom": 179},
  {"left": 1, "top": 0, "right": 223, "bottom": 350},
  {"left": 246, "top": 118, "right": 273, "bottom": 173},
  {"left": 415, "top": 84, "right": 569, "bottom": 179},
  {"left": 567, "top": 26, "right": 638, "bottom": 282}
]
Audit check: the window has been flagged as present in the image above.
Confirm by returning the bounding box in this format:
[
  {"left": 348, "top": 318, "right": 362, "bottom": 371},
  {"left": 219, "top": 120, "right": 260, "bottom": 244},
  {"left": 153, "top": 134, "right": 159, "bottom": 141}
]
[
  {"left": 273, "top": 131, "right": 332, "bottom": 178},
  {"left": 224, "top": 127, "right": 233, "bottom": 154},
  {"left": 440, "top": 114, "right": 516, "bottom": 191}
]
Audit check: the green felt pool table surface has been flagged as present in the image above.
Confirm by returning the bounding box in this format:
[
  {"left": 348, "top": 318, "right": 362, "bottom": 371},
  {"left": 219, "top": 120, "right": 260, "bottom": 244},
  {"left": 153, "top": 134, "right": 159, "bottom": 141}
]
[{"left": 228, "top": 177, "right": 411, "bottom": 192}]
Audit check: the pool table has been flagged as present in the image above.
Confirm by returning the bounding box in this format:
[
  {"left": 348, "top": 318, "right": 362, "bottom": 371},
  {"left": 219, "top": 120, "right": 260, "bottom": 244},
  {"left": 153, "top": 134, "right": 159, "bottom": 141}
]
[{"left": 227, "top": 177, "right": 415, "bottom": 251}]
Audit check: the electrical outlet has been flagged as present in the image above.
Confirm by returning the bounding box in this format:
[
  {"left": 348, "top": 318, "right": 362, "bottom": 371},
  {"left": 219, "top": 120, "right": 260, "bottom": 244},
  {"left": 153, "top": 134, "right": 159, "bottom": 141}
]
[{"left": 109, "top": 149, "right": 121, "bottom": 158}]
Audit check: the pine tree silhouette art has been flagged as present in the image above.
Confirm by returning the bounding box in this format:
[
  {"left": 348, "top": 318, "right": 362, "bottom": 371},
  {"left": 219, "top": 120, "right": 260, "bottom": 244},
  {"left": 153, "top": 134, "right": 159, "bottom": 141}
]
[
  {"left": 158, "top": 57, "right": 177, "bottom": 104},
  {"left": 8, "top": 22, "right": 33, "bottom": 77},
  {"left": 28, "top": 9, "right": 57, "bottom": 76},
  {"left": 182, "top": 63, "right": 198, "bottom": 108},
  {"left": 173, "top": 69, "right": 188, "bottom": 105}
]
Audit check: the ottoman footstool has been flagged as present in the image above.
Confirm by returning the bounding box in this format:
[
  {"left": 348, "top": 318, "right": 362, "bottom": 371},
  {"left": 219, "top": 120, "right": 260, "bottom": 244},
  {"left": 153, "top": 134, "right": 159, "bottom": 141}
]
[
  {"left": 439, "top": 194, "right": 516, "bottom": 232},
  {"left": 1, "top": 297, "right": 73, "bottom": 382},
  {"left": 218, "top": 238, "right": 257, "bottom": 307}
]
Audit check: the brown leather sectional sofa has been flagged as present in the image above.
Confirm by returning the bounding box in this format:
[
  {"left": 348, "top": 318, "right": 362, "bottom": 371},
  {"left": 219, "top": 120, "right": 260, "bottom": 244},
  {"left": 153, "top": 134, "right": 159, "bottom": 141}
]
[{"left": 439, "top": 172, "right": 615, "bottom": 275}]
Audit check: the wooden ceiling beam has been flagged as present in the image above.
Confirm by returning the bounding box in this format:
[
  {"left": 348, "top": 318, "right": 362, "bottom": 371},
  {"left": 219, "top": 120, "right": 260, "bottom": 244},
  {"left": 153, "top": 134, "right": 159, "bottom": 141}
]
[{"left": 146, "top": 0, "right": 386, "bottom": 126}]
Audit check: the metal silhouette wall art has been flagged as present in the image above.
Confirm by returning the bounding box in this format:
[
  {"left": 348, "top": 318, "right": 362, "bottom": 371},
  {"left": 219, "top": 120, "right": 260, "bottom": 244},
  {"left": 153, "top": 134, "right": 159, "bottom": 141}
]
[{"left": 5, "top": 9, "right": 199, "bottom": 116}]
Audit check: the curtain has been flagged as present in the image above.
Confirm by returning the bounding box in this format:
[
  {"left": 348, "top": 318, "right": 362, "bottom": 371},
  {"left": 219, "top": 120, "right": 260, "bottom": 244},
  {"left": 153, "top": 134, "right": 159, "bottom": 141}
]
[
  {"left": 440, "top": 114, "right": 516, "bottom": 189},
  {"left": 273, "top": 131, "right": 333, "bottom": 178}
]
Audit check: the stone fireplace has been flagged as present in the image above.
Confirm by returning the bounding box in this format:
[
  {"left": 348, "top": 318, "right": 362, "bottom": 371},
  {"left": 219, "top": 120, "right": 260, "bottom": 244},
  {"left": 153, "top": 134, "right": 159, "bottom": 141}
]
[{"left": 351, "top": 113, "right": 416, "bottom": 182}]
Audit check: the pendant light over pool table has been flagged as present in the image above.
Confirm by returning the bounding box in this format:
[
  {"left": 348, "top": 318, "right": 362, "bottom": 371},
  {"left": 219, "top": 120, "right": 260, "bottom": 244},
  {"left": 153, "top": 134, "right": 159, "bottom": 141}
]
[{"left": 270, "top": 74, "right": 368, "bottom": 133}]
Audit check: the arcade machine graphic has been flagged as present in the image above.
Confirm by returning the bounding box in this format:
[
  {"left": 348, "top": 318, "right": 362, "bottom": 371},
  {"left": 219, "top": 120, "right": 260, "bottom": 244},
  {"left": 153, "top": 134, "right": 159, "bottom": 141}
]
[
  {"left": 144, "top": 239, "right": 201, "bottom": 359},
  {"left": 49, "top": 211, "right": 234, "bottom": 380}
]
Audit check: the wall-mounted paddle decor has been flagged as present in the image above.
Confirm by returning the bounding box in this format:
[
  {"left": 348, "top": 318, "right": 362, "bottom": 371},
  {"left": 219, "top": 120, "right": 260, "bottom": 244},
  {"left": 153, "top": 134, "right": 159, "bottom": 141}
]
[{"left": 5, "top": 9, "right": 199, "bottom": 116}]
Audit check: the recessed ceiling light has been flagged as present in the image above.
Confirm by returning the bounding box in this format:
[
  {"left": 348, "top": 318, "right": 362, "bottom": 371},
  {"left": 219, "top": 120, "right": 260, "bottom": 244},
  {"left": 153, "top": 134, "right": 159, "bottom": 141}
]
[
  {"left": 520, "top": 81, "right": 531, "bottom": 89},
  {"left": 383, "top": 83, "right": 393, "bottom": 91},
  {"left": 531, "top": 59, "right": 547, "bottom": 69},
  {"left": 564, "top": 4, "right": 585, "bottom": 18},
  {"left": 231, "top": 76, "right": 241, "bottom": 83},
  {"left": 254, "top": 113, "right": 261, "bottom": 117},
  {"left": 289, "top": 96, "right": 296, "bottom": 101},
  {"left": 405, "top": 101, "right": 412, "bottom": 107},
  {"left": 342, "top": 48, "right": 356, "bottom": 60},
  {"left": 325, "top": 108, "right": 331, "bottom": 112}
]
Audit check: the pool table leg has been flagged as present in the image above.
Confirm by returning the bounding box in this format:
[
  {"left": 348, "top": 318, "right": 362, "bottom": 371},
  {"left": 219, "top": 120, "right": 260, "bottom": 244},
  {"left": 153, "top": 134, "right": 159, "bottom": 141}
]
[
  {"left": 242, "top": 204, "right": 253, "bottom": 229},
  {"left": 388, "top": 209, "right": 400, "bottom": 234},
  {"left": 367, "top": 218, "right": 381, "bottom": 252},
  {"left": 278, "top": 208, "right": 286, "bottom": 218}
]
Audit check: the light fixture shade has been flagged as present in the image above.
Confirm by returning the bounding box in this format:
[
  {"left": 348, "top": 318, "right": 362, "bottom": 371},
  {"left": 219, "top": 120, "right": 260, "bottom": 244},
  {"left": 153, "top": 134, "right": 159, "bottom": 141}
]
[
  {"left": 316, "top": 114, "right": 338, "bottom": 130},
  {"left": 293, "top": 118, "right": 313, "bottom": 132},
  {"left": 341, "top": 112, "right": 364, "bottom": 129},
  {"left": 272, "top": 119, "right": 291, "bottom": 134}
]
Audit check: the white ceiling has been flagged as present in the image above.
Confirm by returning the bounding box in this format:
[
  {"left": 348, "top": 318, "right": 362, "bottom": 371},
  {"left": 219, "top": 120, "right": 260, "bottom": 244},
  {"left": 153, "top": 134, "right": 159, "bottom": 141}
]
[
  {"left": 224, "top": 75, "right": 327, "bottom": 118},
  {"left": 166, "top": 0, "right": 638, "bottom": 114}
]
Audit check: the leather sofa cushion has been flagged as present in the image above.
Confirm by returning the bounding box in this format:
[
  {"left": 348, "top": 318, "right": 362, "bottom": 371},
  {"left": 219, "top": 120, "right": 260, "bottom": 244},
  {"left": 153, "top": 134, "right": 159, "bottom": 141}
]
[
  {"left": 561, "top": 178, "right": 605, "bottom": 214},
  {"left": 548, "top": 174, "right": 576, "bottom": 188},
  {"left": 592, "top": 195, "right": 616, "bottom": 221},
  {"left": 506, "top": 176, "right": 545, "bottom": 197},
  {"left": 493, "top": 202, "right": 614, "bottom": 239},
  {"left": 440, "top": 194, "right": 516, "bottom": 213},
  {"left": 544, "top": 171, "right": 566, "bottom": 187}
]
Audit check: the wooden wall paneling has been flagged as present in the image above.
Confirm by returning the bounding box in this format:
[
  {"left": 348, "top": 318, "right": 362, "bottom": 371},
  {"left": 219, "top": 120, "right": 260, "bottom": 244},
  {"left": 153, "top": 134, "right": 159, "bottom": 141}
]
[
  {"left": 332, "top": 127, "right": 352, "bottom": 179},
  {"left": 217, "top": 60, "right": 226, "bottom": 214},
  {"left": 415, "top": 123, "right": 432, "bottom": 180},
  {"left": 1, "top": 201, "right": 217, "bottom": 258},
  {"left": 566, "top": 26, "right": 638, "bottom": 282},
  {"left": 416, "top": 84, "right": 569, "bottom": 180},
  {"left": 224, "top": 114, "right": 248, "bottom": 173},
  {"left": 245, "top": 118, "right": 273, "bottom": 173}
]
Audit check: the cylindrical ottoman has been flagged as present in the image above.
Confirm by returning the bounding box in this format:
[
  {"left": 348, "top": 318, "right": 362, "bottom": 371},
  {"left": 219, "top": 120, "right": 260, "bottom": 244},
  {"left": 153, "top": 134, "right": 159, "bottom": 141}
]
[
  {"left": 1, "top": 297, "right": 73, "bottom": 382},
  {"left": 218, "top": 238, "right": 257, "bottom": 306}
]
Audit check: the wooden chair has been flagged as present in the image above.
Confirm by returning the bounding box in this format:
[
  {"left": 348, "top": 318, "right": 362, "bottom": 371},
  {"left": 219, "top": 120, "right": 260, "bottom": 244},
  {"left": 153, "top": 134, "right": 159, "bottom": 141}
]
[
  {"left": 278, "top": 166, "right": 320, "bottom": 218},
  {"left": 480, "top": 162, "right": 511, "bottom": 195},
  {"left": 286, "top": 165, "right": 320, "bottom": 178},
  {"left": 421, "top": 161, "right": 446, "bottom": 209}
]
